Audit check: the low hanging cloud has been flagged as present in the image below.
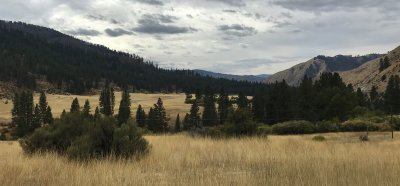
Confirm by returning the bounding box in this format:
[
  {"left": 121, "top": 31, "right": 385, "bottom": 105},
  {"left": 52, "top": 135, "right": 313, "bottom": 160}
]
[
  {"left": 133, "top": 14, "right": 197, "bottom": 34},
  {"left": 218, "top": 24, "right": 257, "bottom": 37},
  {"left": 105, "top": 28, "right": 133, "bottom": 37},
  {"left": 66, "top": 28, "right": 101, "bottom": 36},
  {"left": 272, "top": 0, "right": 394, "bottom": 12}
]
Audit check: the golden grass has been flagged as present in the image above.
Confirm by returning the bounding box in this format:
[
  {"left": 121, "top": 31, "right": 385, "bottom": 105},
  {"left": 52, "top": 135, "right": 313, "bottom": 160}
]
[
  {"left": 1, "top": 132, "right": 400, "bottom": 186},
  {"left": 0, "top": 93, "right": 190, "bottom": 124}
]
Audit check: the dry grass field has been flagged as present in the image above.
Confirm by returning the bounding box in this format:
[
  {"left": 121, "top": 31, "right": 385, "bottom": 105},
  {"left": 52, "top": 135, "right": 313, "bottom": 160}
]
[
  {"left": 1, "top": 132, "right": 400, "bottom": 186},
  {"left": 0, "top": 93, "right": 190, "bottom": 124}
]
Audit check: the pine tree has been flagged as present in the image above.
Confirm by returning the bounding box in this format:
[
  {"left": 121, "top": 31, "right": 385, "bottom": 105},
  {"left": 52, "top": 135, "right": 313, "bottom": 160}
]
[
  {"left": 370, "top": 86, "right": 380, "bottom": 110},
  {"left": 82, "top": 99, "right": 91, "bottom": 117},
  {"left": 94, "top": 106, "right": 101, "bottom": 120},
  {"left": 183, "top": 113, "right": 191, "bottom": 130},
  {"left": 118, "top": 89, "right": 131, "bottom": 125},
  {"left": 39, "top": 91, "right": 48, "bottom": 122},
  {"left": 356, "top": 88, "right": 367, "bottom": 107},
  {"left": 12, "top": 91, "right": 34, "bottom": 137},
  {"left": 175, "top": 114, "right": 181, "bottom": 132},
  {"left": 61, "top": 109, "right": 67, "bottom": 118},
  {"left": 99, "top": 85, "right": 115, "bottom": 116},
  {"left": 237, "top": 92, "right": 249, "bottom": 109},
  {"left": 32, "top": 104, "right": 42, "bottom": 130},
  {"left": 189, "top": 101, "right": 201, "bottom": 128},
  {"left": 136, "top": 104, "right": 146, "bottom": 128},
  {"left": 218, "top": 88, "right": 230, "bottom": 124},
  {"left": 384, "top": 75, "right": 400, "bottom": 113},
  {"left": 202, "top": 89, "right": 217, "bottom": 126},
  {"left": 44, "top": 106, "right": 54, "bottom": 124},
  {"left": 251, "top": 88, "right": 265, "bottom": 123},
  {"left": 147, "top": 108, "right": 156, "bottom": 131},
  {"left": 70, "top": 98, "right": 80, "bottom": 112},
  {"left": 154, "top": 98, "right": 169, "bottom": 132}
]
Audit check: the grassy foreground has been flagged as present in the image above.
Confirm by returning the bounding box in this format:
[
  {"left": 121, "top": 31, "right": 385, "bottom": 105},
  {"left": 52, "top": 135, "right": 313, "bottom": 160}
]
[{"left": 1, "top": 133, "right": 400, "bottom": 186}]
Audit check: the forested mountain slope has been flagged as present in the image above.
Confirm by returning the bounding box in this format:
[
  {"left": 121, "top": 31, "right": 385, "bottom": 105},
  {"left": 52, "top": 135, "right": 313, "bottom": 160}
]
[{"left": 0, "top": 20, "right": 262, "bottom": 97}]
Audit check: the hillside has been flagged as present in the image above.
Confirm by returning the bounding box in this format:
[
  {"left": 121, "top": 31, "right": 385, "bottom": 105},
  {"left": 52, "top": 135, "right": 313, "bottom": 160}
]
[
  {"left": 194, "top": 69, "right": 269, "bottom": 82},
  {"left": 340, "top": 46, "right": 400, "bottom": 92},
  {"left": 0, "top": 20, "right": 262, "bottom": 97},
  {"left": 266, "top": 54, "right": 382, "bottom": 86}
]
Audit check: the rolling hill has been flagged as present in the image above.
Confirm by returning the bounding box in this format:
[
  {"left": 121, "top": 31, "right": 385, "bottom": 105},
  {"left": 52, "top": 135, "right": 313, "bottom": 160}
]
[
  {"left": 340, "top": 46, "right": 400, "bottom": 92},
  {"left": 266, "top": 54, "right": 382, "bottom": 86}
]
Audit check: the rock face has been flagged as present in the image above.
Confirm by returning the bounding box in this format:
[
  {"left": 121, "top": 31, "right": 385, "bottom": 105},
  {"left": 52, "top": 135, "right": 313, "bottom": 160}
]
[
  {"left": 340, "top": 46, "right": 400, "bottom": 92},
  {"left": 266, "top": 54, "right": 382, "bottom": 86}
]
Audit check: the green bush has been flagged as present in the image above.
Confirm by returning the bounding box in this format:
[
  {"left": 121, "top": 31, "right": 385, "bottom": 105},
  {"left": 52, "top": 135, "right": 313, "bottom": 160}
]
[
  {"left": 257, "top": 125, "right": 272, "bottom": 136},
  {"left": 272, "top": 120, "right": 316, "bottom": 135},
  {"left": 315, "top": 120, "right": 339, "bottom": 133},
  {"left": 340, "top": 119, "right": 388, "bottom": 132},
  {"left": 20, "top": 113, "right": 150, "bottom": 160},
  {"left": 312, "top": 135, "right": 326, "bottom": 141}
]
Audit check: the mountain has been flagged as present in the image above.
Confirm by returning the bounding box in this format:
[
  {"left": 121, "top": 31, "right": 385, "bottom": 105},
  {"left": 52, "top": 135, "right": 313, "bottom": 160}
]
[
  {"left": 266, "top": 54, "right": 382, "bottom": 86},
  {"left": 340, "top": 46, "right": 400, "bottom": 92},
  {"left": 0, "top": 20, "right": 263, "bottom": 97},
  {"left": 193, "top": 70, "right": 270, "bottom": 82}
]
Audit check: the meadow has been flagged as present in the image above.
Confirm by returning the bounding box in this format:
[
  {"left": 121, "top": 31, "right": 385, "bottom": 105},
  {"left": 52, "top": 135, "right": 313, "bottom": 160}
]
[
  {"left": 1, "top": 132, "right": 400, "bottom": 186},
  {"left": 0, "top": 93, "right": 190, "bottom": 124}
]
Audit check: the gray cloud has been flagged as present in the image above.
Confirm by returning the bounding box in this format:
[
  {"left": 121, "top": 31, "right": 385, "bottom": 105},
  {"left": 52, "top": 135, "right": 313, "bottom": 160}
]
[
  {"left": 105, "top": 28, "right": 133, "bottom": 37},
  {"left": 218, "top": 24, "right": 257, "bottom": 37},
  {"left": 66, "top": 28, "right": 101, "bottom": 36},
  {"left": 136, "top": 0, "right": 164, "bottom": 6},
  {"left": 133, "top": 14, "right": 196, "bottom": 34},
  {"left": 206, "top": 0, "right": 246, "bottom": 7},
  {"left": 272, "top": 0, "right": 396, "bottom": 12}
]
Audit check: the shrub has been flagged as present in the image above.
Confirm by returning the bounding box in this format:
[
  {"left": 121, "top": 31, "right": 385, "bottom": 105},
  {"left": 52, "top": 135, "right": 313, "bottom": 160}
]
[
  {"left": 359, "top": 134, "right": 369, "bottom": 142},
  {"left": 315, "top": 120, "right": 339, "bottom": 133},
  {"left": 20, "top": 113, "right": 150, "bottom": 160},
  {"left": 340, "top": 119, "right": 388, "bottom": 132},
  {"left": 257, "top": 125, "right": 272, "bottom": 136},
  {"left": 272, "top": 120, "right": 316, "bottom": 135},
  {"left": 312, "top": 135, "right": 326, "bottom": 141}
]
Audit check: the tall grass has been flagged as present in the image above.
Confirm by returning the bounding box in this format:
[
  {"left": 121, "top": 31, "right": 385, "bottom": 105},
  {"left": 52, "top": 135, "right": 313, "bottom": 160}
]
[{"left": 1, "top": 133, "right": 400, "bottom": 186}]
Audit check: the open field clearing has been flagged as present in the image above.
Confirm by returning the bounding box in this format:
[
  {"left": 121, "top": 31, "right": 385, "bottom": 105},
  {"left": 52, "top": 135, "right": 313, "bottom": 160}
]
[
  {"left": 0, "top": 93, "right": 190, "bottom": 124},
  {"left": 1, "top": 132, "right": 400, "bottom": 186}
]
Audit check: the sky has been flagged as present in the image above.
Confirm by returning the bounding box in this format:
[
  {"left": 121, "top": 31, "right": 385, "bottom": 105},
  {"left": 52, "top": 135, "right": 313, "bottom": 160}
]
[{"left": 1, "top": 0, "right": 400, "bottom": 75}]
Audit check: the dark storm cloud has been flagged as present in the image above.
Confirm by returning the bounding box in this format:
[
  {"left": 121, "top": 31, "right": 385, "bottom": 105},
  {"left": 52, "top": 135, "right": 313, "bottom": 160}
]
[
  {"left": 272, "top": 0, "right": 398, "bottom": 12},
  {"left": 136, "top": 0, "right": 164, "bottom": 6},
  {"left": 218, "top": 24, "right": 257, "bottom": 37},
  {"left": 66, "top": 28, "right": 101, "bottom": 36},
  {"left": 105, "top": 28, "right": 133, "bottom": 37},
  {"left": 133, "top": 14, "right": 197, "bottom": 34}
]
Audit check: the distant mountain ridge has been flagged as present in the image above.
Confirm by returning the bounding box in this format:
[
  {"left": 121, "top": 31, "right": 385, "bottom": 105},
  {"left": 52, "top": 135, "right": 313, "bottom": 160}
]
[
  {"left": 194, "top": 69, "right": 270, "bottom": 82},
  {"left": 266, "top": 54, "right": 382, "bottom": 86}
]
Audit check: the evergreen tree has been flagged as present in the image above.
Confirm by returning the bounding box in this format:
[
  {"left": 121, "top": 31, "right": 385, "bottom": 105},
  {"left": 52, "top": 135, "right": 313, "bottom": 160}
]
[
  {"left": 202, "top": 89, "right": 218, "bottom": 126},
  {"left": 183, "top": 113, "right": 191, "bottom": 130},
  {"left": 147, "top": 98, "right": 168, "bottom": 133},
  {"left": 82, "top": 99, "right": 91, "bottom": 118},
  {"left": 218, "top": 88, "right": 230, "bottom": 124},
  {"left": 61, "top": 109, "right": 67, "bottom": 118},
  {"left": 175, "top": 114, "right": 181, "bottom": 132},
  {"left": 189, "top": 101, "right": 201, "bottom": 128},
  {"left": 44, "top": 106, "right": 54, "bottom": 124},
  {"left": 32, "top": 104, "right": 41, "bottom": 130},
  {"left": 136, "top": 104, "right": 146, "bottom": 128},
  {"left": 12, "top": 91, "right": 34, "bottom": 137},
  {"left": 94, "top": 106, "right": 101, "bottom": 120},
  {"left": 99, "top": 85, "right": 115, "bottom": 116},
  {"left": 147, "top": 108, "right": 156, "bottom": 131},
  {"left": 384, "top": 75, "right": 400, "bottom": 113},
  {"left": 379, "top": 57, "right": 390, "bottom": 72},
  {"left": 369, "top": 86, "right": 380, "bottom": 110},
  {"left": 298, "top": 76, "right": 316, "bottom": 121},
  {"left": 117, "top": 89, "right": 131, "bottom": 125},
  {"left": 70, "top": 98, "right": 80, "bottom": 113},
  {"left": 39, "top": 91, "right": 48, "bottom": 122},
  {"left": 237, "top": 92, "right": 249, "bottom": 109},
  {"left": 356, "top": 88, "right": 367, "bottom": 107}
]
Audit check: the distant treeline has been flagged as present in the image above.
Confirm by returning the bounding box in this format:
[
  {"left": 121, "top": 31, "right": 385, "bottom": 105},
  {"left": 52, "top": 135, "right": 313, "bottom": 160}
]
[{"left": 0, "top": 20, "right": 262, "bottom": 95}]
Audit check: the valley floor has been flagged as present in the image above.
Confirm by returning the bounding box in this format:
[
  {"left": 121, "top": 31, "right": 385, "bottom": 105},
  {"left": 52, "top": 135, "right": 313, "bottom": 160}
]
[{"left": 1, "top": 132, "right": 400, "bottom": 186}]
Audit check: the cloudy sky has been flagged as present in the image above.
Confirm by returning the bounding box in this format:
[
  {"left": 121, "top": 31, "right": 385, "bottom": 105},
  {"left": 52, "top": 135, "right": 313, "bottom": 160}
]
[{"left": 1, "top": 0, "right": 400, "bottom": 75}]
